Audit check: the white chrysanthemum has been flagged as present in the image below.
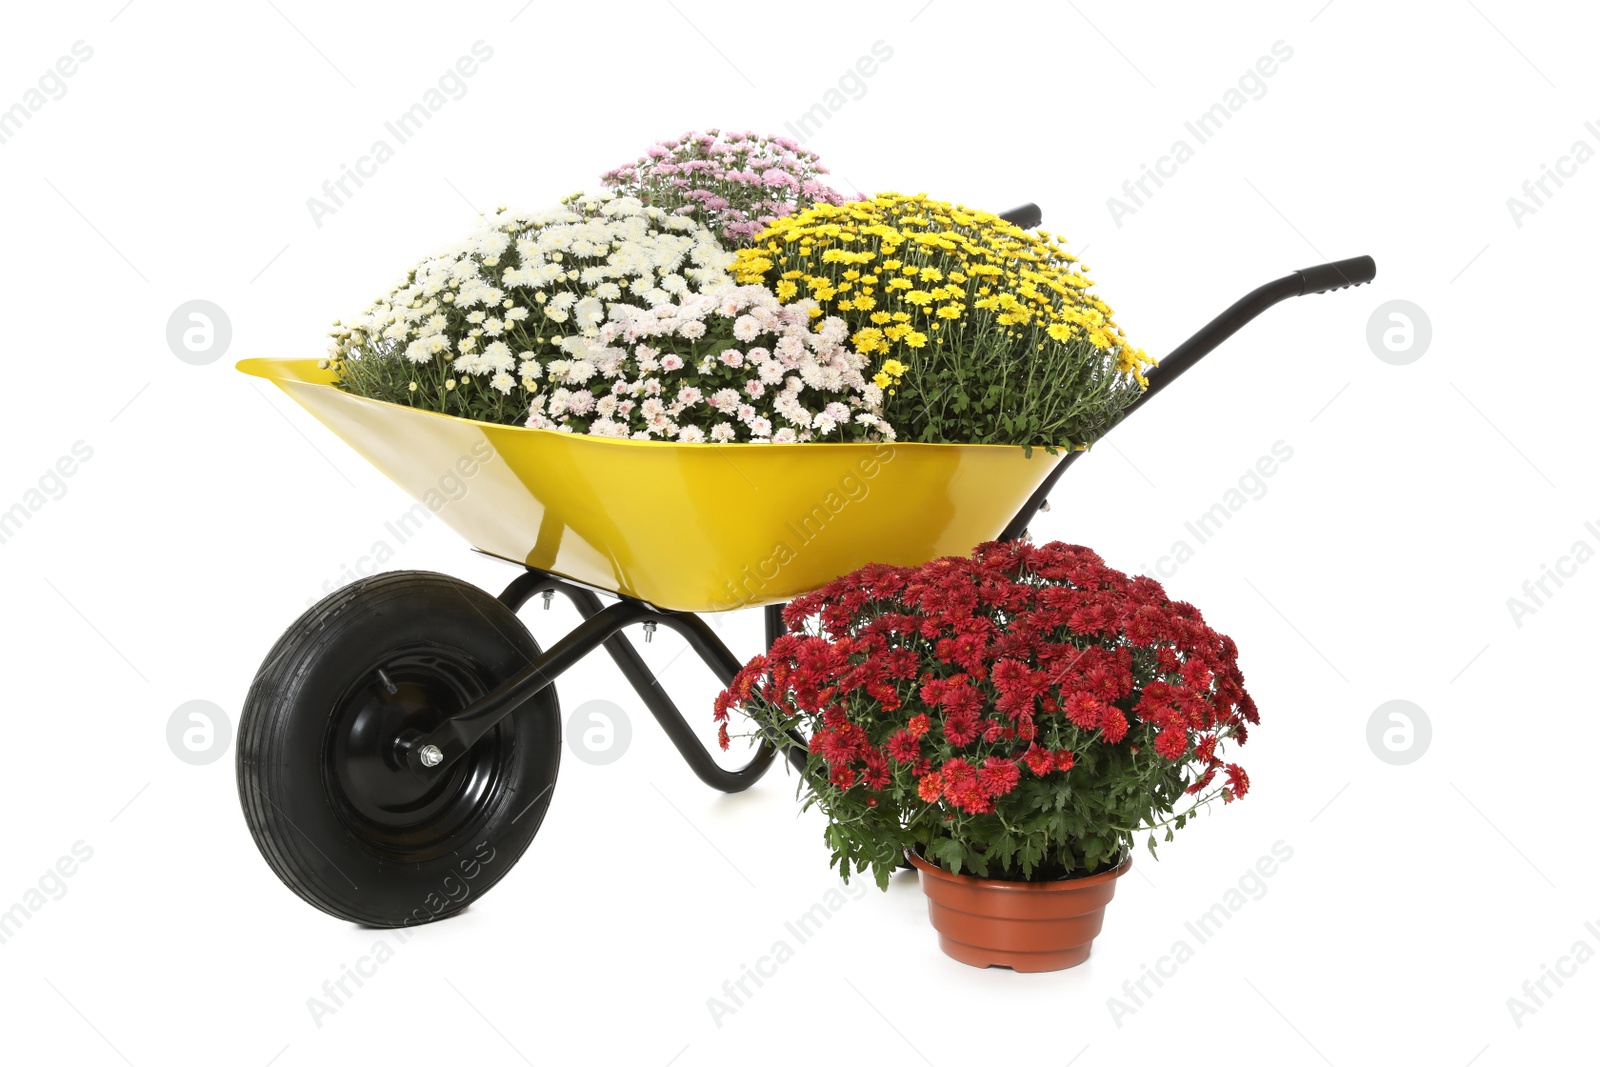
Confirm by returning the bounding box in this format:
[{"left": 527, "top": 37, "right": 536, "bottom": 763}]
[
  {"left": 732, "top": 315, "right": 761, "bottom": 342},
  {"left": 330, "top": 193, "right": 889, "bottom": 443},
  {"left": 599, "top": 195, "right": 645, "bottom": 217},
  {"left": 481, "top": 340, "right": 514, "bottom": 372},
  {"left": 574, "top": 296, "right": 605, "bottom": 331},
  {"left": 856, "top": 412, "right": 895, "bottom": 440},
  {"left": 816, "top": 316, "right": 848, "bottom": 344}
]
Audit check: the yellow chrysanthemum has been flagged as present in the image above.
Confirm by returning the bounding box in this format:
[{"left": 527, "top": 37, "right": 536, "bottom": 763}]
[{"left": 730, "top": 191, "right": 1155, "bottom": 448}]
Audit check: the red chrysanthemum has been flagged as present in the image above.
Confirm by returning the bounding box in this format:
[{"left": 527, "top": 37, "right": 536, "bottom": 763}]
[
  {"left": 886, "top": 730, "right": 920, "bottom": 764},
  {"left": 1023, "top": 743, "right": 1054, "bottom": 776},
  {"left": 1154, "top": 724, "right": 1189, "bottom": 761},
  {"left": 1054, "top": 749, "right": 1075, "bottom": 772},
  {"left": 940, "top": 677, "right": 984, "bottom": 718},
  {"left": 1224, "top": 763, "right": 1250, "bottom": 802},
  {"left": 917, "top": 772, "right": 942, "bottom": 801},
  {"left": 955, "top": 786, "right": 993, "bottom": 814},
  {"left": 1063, "top": 690, "right": 1106, "bottom": 731},
  {"left": 942, "top": 706, "right": 981, "bottom": 747},
  {"left": 978, "top": 757, "right": 1021, "bottom": 798},
  {"left": 940, "top": 758, "right": 977, "bottom": 803},
  {"left": 907, "top": 713, "right": 930, "bottom": 738},
  {"left": 862, "top": 754, "right": 891, "bottom": 790}
]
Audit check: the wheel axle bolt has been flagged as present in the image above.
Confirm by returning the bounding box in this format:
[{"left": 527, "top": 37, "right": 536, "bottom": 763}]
[
  {"left": 643, "top": 621, "right": 657, "bottom": 643},
  {"left": 419, "top": 744, "right": 444, "bottom": 768},
  {"left": 541, "top": 590, "right": 554, "bottom": 610},
  {"left": 1040, "top": 499, "right": 1052, "bottom": 513}
]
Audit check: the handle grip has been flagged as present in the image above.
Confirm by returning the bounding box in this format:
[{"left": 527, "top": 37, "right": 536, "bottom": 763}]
[
  {"left": 997, "top": 203, "right": 1042, "bottom": 229},
  {"left": 1295, "top": 255, "right": 1376, "bottom": 295}
]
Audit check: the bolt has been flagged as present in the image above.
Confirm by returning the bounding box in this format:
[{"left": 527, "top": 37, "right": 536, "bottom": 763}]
[
  {"left": 376, "top": 668, "right": 398, "bottom": 695},
  {"left": 419, "top": 744, "right": 444, "bottom": 768},
  {"left": 643, "top": 621, "right": 658, "bottom": 643},
  {"left": 541, "top": 590, "right": 554, "bottom": 610},
  {"left": 1039, "top": 499, "right": 1052, "bottom": 513}
]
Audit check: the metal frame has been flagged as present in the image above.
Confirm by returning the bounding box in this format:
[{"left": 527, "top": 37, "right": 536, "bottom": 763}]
[
  {"left": 397, "top": 567, "right": 802, "bottom": 791},
  {"left": 398, "top": 245, "right": 1376, "bottom": 790}
]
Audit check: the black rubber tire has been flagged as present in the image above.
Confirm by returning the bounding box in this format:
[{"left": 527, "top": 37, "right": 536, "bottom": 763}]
[{"left": 237, "top": 571, "right": 559, "bottom": 927}]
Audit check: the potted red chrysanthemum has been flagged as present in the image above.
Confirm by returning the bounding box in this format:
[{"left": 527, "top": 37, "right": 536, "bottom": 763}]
[{"left": 716, "top": 540, "right": 1257, "bottom": 971}]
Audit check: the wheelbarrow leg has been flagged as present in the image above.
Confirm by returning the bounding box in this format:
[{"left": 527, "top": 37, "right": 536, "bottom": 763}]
[{"left": 493, "top": 571, "right": 779, "bottom": 793}]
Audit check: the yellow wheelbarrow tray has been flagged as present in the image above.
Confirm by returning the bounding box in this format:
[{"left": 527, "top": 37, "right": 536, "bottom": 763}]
[
  {"left": 239, "top": 356, "right": 1061, "bottom": 614},
  {"left": 233, "top": 243, "right": 1376, "bottom": 928}
]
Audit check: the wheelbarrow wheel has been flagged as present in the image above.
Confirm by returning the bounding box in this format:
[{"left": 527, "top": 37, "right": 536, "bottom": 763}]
[{"left": 237, "top": 571, "right": 560, "bottom": 927}]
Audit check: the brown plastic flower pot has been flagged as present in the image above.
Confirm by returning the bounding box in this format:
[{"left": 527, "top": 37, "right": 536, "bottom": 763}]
[{"left": 906, "top": 850, "right": 1132, "bottom": 971}]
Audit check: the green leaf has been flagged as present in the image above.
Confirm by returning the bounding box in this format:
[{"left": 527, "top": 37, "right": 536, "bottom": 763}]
[{"left": 931, "top": 837, "right": 966, "bottom": 875}]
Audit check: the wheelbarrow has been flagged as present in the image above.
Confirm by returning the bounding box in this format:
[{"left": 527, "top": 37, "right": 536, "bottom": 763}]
[{"left": 234, "top": 206, "right": 1375, "bottom": 926}]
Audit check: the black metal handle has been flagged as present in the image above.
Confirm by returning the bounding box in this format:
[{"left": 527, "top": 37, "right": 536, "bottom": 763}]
[
  {"left": 1119, "top": 255, "right": 1378, "bottom": 421},
  {"left": 997, "top": 253, "right": 1378, "bottom": 542}
]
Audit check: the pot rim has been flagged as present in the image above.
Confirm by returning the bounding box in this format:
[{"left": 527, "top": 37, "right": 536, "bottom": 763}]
[{"left": 905, "top": 847, "right": 1132, "bottom": 892}]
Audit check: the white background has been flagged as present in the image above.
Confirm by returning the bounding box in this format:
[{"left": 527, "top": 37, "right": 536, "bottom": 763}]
[{"left": 1, "top": 1, "right": 1594, "bottom": 1063}]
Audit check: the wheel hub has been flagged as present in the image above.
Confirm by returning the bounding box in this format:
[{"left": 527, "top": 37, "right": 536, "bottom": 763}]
[{"left": 326, "top": 648, "right": 510, "bottom": 856}]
